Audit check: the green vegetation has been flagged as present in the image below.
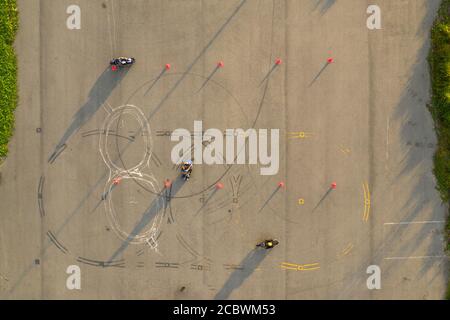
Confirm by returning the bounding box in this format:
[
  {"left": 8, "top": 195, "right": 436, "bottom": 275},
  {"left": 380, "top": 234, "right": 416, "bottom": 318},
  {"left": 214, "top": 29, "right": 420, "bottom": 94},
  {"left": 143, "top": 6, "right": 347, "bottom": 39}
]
[
  {"left": 428, "top": 0, "right": 450, "bottom": 300},
  {"left": 0, "top": 0, "right": 18, "bottom": 158},
  {"left": 447, "top": 279, "right": 450, "bottom": 300}
]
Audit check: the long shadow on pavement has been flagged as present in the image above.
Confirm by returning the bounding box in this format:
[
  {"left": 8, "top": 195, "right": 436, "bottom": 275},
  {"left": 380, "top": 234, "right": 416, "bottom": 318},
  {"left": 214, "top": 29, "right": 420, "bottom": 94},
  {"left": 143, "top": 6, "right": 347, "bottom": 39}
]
[
  {"left": 214, "top": 248, "right": 269, "bottom": 300},
  {"left": 107, "top": 175, "right": 186, "bottom": 263},
  {"left": 313, "top": 0, "right": 337, "bottom": 15},
  {"left": 147, "top": 0, "right": 247, "bottom": 120},
  {"left": 337, "top": 0, "right": 445, "bottom": 298},
  {"left": 48, "top": 66, "right": 129, "bottom": 163}
]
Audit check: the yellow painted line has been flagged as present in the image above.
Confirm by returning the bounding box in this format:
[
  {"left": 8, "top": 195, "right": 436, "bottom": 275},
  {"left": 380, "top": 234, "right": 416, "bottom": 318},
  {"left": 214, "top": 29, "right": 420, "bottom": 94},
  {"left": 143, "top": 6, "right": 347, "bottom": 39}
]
[
  {"left": 362, "top": 182, "right": 371, "bottom": 222},
  {"left": 301, "top": 263, "right": 320, "bottom": 268},
  {"left": 339, "top": 146, "right": 351, "bottom": 155},
  {"left": 280, "top": 265, "right": 298, "bottom": 271},
  {"left": 299, "top": 265, "right": 320, "bottom": 271},
  {"left": 365, "top": 184, "right": 371, "bottom": 222},
  {"left": 345, "top": 244, "right": 354, "bottom": 255},
  {"left": 287, "top": 132, "right": 313, "bottom": 139},
  {"left": 280, "top": 262, "right": 298, "bottom": 268},
  {"left": 363, "top": 199, "right": 368, "bottom": 221},
  {"left": 280, "top": 262, "right": 320, "bottom": 272},
  {"left": 342, "top": 243, "right": 354, "bottom": 256}
]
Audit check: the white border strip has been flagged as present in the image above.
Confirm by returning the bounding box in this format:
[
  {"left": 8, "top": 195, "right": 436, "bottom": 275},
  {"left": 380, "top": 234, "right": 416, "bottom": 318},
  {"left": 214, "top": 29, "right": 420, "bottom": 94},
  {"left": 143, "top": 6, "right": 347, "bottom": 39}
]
[
  {"left": 384, "top": 221, "right": 445, "bottom": 226},
  {"left": 384, "top": 255, "right": 447, "bottom": 260}
]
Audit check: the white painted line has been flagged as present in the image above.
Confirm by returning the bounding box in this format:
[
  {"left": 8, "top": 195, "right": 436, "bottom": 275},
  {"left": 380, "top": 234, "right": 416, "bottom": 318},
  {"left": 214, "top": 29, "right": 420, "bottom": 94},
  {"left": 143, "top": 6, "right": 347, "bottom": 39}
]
[
  {"left": 384, "top": 221, "right": 445, "bottom": 226},
  {"left": 106, "top": 4, "right": 115, "bottom": 56},
  {"left": 385, "top": 116, "right": 390, "bottom": 166},
  {"left": 102, "top": 103, "right": 112, "bottom": 114},
  {"left": 384, "top": 255, "right": 447, "bottom": 260},
  {"left": 110, "top": 0, "right": 117, "bottom": 49}
]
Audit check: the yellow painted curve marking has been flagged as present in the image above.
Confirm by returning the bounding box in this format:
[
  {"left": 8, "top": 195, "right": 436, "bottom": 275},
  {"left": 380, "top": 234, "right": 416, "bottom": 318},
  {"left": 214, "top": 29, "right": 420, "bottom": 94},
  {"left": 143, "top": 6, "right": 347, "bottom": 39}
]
[
  {"left": 280, "top": 262, "right": 320, "bottom": 271},
  {"left": 362, "top": 182, "right": 371, "bottom": 222},
  {"left": 339, "top": 145, "right": 351, "bottom": 155},
  {"left": 341, "top": 243, "right": 354, "bottom": 256},
  {"left": 287, "top": 132, "right": 313, "bottom": 139}
]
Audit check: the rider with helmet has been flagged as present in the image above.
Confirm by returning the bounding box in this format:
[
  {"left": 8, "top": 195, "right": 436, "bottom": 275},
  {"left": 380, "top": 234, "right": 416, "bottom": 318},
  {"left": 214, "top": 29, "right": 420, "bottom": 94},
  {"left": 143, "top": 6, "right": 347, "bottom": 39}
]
[
  {"left": 257, "top": 239, "right": 279, "bottom": 249},
  {"left": 181, "top": 160, "right": 193, "bottom": 181},
  {"left": 110, "top": 57, "right": 135, "bottom": 66}
]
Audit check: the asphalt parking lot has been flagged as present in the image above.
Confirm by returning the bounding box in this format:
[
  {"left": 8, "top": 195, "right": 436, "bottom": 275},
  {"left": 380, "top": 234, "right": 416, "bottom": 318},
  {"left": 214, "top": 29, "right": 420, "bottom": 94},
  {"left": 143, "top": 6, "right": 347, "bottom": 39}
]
[{"left": 0, "top": 0, "right": 447, "bottom": 299}]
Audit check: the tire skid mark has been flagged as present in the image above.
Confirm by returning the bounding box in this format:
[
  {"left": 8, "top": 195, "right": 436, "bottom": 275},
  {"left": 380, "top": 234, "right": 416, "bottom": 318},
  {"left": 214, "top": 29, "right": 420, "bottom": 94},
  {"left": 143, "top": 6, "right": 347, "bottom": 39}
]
[
  {"left": 46, "top": 230, "right": 68, "bottom": 254},
  {"left": 38, "top": 176, "right": 45, "bottom": 217}
]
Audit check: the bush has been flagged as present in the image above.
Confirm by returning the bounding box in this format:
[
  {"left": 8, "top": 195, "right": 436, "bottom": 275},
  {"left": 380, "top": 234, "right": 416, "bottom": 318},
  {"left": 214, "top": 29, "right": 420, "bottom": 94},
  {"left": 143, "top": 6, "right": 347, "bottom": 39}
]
[
  {"left": 0, "top": 0, "right": 18, "bottom": 44},
  {"left": 428, "top": 0, "right": 450, "bottom": 300},
  {"left": 0, "top": 0, "right": 18, "bottom": 158}
]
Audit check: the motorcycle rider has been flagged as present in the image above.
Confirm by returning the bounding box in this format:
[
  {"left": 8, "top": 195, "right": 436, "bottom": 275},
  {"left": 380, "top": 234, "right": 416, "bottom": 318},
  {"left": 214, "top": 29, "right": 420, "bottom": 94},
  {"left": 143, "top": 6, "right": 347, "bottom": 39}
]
[
  {"left": 181, "top": 160, "right": 193, "bottom": 181},
  {"left": 257, "top": 239, "right": 279, "bottom": 249},
  {"left": 110, "top": 57, "right": 135, "bottom": 66}
]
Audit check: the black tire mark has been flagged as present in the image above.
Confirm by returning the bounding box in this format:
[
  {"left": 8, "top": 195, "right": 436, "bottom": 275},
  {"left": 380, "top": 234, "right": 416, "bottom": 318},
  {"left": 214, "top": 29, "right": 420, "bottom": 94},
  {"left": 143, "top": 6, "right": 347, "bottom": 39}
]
[
  {"left": 46, "top": 231, "right": 68, "bottom": 254},
  {"left": 38, "top": 176, "right": 45, "bottom": 217},
  {"left": 48, "top": 143, "right": 66, "bottom": 164},
  {"left": 76, "top": 256, "right": 125, "bottom": 268}
]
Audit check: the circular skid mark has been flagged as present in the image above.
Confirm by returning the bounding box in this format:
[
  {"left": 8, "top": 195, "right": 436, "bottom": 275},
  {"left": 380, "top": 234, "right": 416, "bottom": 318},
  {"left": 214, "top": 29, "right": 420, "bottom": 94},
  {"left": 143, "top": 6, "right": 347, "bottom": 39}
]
[
  {"left": 114, "top": 71, "right": 255, "bottom": 199},
  {"left": 105, "top": 172, "right": 164, "bottom": 245},
  {"left": 100, "top": 104, "right": 153, "bottom": 174}
]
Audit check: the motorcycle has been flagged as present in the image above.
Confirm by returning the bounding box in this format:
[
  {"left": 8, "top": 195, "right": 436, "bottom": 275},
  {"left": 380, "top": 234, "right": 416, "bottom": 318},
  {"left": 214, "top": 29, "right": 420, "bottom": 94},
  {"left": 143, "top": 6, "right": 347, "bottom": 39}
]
[
  {"left": 256, "top": 239, "right": 279, "bottom": 249},
  {"left": 110, "top": 57, "right": 135, "bottom": 70},
  {"left": 181, "top": 161, "right": 193, "bottom": 181}
]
